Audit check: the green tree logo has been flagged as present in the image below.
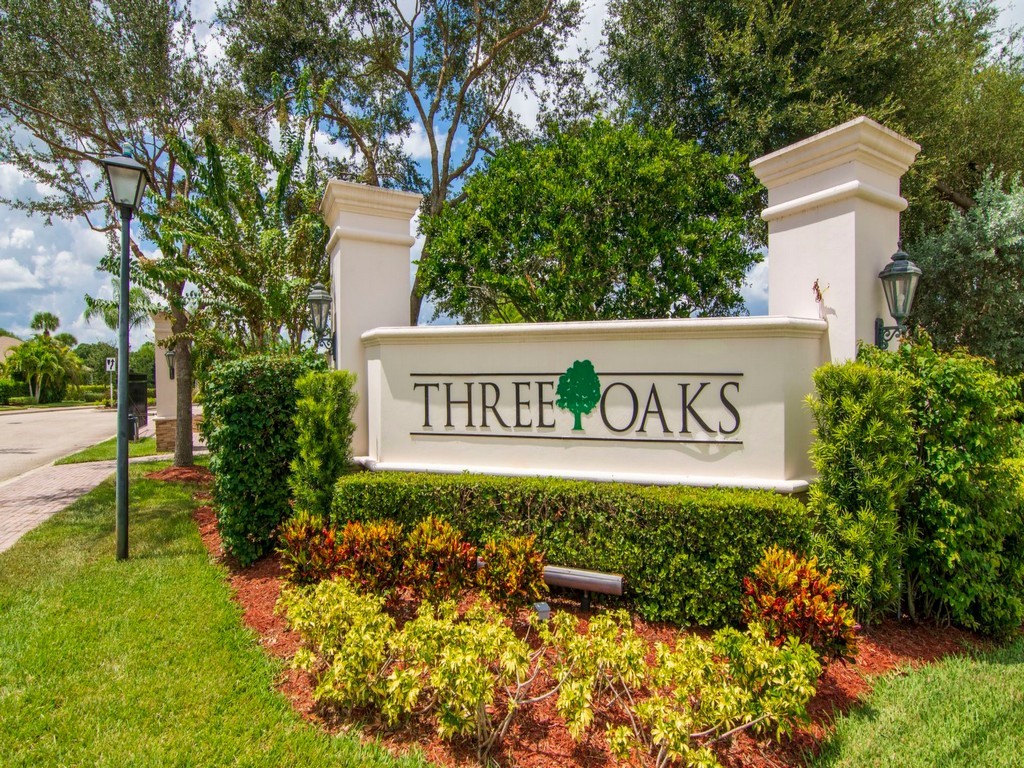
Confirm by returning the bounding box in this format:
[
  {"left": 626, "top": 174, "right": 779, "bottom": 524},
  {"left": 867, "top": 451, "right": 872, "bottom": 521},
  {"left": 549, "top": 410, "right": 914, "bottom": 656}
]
[{"left": 556, "top": 360, "right": 602, "bottom": 431}]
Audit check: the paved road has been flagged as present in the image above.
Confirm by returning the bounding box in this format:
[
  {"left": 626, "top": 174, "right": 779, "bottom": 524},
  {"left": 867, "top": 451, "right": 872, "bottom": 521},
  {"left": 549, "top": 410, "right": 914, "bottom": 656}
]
[{"left": 0, "top": 407, "right": 116, "bottom": 483}]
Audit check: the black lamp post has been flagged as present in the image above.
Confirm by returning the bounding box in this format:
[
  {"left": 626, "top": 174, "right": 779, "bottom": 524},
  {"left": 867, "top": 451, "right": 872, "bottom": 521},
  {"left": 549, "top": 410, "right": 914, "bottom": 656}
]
[
  {"left": 307, "top": 282, "right": 335, "bottom": 363},
  {"left": 875, "top": 242, "right": 922, "bottom": 349},
  {"left": 165, "top": 346, "right": 176, "bottom": 380},
  {"left": 100, "top": 150, "right": 151, "bottom": 561}
]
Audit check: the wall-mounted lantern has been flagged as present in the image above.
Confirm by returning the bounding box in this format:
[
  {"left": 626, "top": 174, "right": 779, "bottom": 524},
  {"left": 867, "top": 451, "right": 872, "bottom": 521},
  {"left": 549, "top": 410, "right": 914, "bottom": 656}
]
[
  {"left": 164, "top": 346, "right": 176, "bottom": 380},
  {"left": 307, "top": 282, "right": 335, "bottom": 361},
  {"left": 875, "top": 242, "right": 922, "bottom": 349}
]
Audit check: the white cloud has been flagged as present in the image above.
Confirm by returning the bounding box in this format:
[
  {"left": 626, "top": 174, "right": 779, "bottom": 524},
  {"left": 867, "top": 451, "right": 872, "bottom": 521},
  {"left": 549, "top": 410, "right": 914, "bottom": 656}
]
[
  {"left": 8, "top": 227, "right": 34, "bottom": 248},
  {"left": 740, "top": 258, "right": 769, "bottom": 316},
  {"left": 400, "top": 123, "right": 443, "bottom": 162},
  {"left": 0, "top": 258, "right": 42, "bottom": 291}
]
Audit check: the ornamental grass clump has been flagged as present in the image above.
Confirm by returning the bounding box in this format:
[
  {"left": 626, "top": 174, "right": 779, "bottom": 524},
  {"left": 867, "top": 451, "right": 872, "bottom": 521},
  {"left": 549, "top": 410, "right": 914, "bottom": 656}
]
[{"left": 742, "top": 546, "right": 859, "bottom": 663}]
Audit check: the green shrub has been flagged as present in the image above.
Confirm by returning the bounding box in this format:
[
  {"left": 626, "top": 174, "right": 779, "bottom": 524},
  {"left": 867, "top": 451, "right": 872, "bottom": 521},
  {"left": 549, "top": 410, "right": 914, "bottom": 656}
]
[
  {"left": 278, "top": 512, "right": 341, "bottom": 585},
  {"left": 279, "top": 578, "right": 394, "bottom": 712},
  {"left": 403, "top": 516, "right": 477, "bottom": 602},
  {"left": 806, "top": 361, "right": 918, "bottom": 623},
  {"left": 337, "top": 519, "right": 405, "bottom": 593},
  {"left": 862, "top": 335, "right": 1024, "bottom": 635},
  {"left": 540, "top": 610, "right": 821, "bottom": 765},
  {"left": 477, "top": 534, "right": 547, "bottom": 610},
  {"left": 0, "top": 377, "right": 25, "bottom": 405},
  {"left": 290, "top": 370, "right": 358, "bottom": 519},
  {"left": 202, "top": 354, "right": 322, "bottom": 565},
  {"left": 281, "top": 579, "right": 819, "bottom": 766},
  {"left": 742, "top": 546, "right": 859, "bottom": 663},
  {"left": 332, "top": 473, "right": 812, "bottom": 625},
  {"left": 281, "top": 581, "right": 534, "bottom": 762}
]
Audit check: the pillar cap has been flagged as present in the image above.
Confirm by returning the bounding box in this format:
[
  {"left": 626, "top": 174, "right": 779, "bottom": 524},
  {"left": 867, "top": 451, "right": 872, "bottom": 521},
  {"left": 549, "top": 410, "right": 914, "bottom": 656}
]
[
  {"left": 751, "top": 116, "right": 920, "bottom": 190},
  {"left": 320, "top": 179, "right": 422, "bottom": 222}
]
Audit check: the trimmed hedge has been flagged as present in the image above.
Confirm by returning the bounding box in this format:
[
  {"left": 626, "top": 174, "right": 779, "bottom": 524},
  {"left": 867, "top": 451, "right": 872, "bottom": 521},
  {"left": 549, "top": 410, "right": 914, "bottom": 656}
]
[
  {"left": 202, "top": 354, "right": 323, "bottom": 565},
  {"left": 0, "top": 377, "right": 25, "bottom": 405},
  {"left": 332, "top": 472, "right": 812, "bottom": 626}
]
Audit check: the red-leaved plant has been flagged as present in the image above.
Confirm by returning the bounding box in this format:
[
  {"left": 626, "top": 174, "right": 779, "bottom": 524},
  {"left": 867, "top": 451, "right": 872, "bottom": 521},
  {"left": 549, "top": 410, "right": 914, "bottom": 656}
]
[
  {"left": 477, "top": 534, "right": 548, "bottom": 610},
  {"left": 742, "top": 546, "right": 859, "bottom": 663},
  {"left": 278, "top": 511, "right": 342, "bottom": 585},
  {"left": 338, "top": 519, "right": 405, "bottom": 593},
  {"left": 403, "top": 516, "right": 477, "bottom": 601}
]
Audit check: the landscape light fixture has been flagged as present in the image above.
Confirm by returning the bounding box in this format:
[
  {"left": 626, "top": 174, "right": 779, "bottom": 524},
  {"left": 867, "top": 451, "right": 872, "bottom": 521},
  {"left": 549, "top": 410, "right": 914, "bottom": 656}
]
[
  {"left": 875, "top": 241, "right": 922, "bottom": 349},
  {"left": 307, "top": 281, "right": 335, "bottom": 360},
  {"left": 100, "top": 149, "right": 151, "bottom": 561},
  {"left": 165, "top": 346, "right": 176, "bottom": 380}
]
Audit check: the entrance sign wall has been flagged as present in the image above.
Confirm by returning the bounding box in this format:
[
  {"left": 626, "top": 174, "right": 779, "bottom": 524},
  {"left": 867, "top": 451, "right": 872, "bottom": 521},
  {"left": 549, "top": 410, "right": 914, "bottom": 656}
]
[
  {"left": 321, "top": 117, "right": 920, "bottom": 492},
  {"left": 363, "top": 317, "right": 825, "bottom": 492}
]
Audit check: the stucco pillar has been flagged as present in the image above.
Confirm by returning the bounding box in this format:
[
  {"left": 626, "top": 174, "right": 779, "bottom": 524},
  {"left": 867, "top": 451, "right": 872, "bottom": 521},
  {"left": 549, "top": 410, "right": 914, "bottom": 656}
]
[
  {"left": 751, "top": 117, "right": 920, "bottom": 363},
  {"left": 152, "top": 312, "right": 175, "bottom": 451},
  {"left": 320, "top": 180, "right": 421, "bottom": 457}
]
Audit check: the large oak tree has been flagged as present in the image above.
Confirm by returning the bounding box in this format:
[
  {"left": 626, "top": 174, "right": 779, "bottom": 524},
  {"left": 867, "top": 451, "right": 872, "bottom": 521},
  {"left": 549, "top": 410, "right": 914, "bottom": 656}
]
[
  {"left": 419, "top": 120, "right": 762, "bottom": 323},
  {"left": 0, "top": 0, "right": 210, "bottom": 465},
  {"left": 217, "top": 0, "right": 585, "bottom": 323},
  {"left": 604, "top": 0, "right": 1024, "bottom": 235}
]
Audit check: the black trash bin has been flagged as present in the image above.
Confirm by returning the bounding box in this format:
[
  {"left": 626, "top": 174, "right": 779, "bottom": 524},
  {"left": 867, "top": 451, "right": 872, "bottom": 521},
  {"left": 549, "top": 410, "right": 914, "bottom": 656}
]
[
  {"left": 128, "top": 373, "right": 148, "bottom": 430},
  {"left": 127, "top": 413, "right": 139, "bottom": 442}
]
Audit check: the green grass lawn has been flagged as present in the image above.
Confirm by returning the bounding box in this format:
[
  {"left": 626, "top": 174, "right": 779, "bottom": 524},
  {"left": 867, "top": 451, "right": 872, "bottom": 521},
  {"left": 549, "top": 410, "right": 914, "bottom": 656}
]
[
  {"left": 814, "top": 638, "right": 1024, "bottom": 767},
  {"left": 0, "top": 462, "right": 429, "bottom": 768},
  {"left": 0, "top": 400, "right": 98, "bottom": 411},
  {"left": 55, "top": 436, "right": 158, "bottom": 464}
]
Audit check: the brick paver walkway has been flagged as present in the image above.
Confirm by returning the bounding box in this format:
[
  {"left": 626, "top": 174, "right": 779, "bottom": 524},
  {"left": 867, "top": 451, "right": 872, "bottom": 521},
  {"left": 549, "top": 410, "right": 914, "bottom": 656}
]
[
  {"left": 0, "top": 412, "right": 190, "bottom": 552},
  {"left": 0, "top": 461, "right": 118, "bottom": 551}
]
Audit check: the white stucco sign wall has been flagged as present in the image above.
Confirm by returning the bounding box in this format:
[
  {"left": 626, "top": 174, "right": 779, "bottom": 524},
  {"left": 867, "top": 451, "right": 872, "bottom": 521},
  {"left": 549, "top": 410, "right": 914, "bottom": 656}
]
[
  {"left": 362, "top": 317, "right": 825, "bottom": 492},
  {"left": 320, "top": 116, "right": 920, "bottom": 494}
]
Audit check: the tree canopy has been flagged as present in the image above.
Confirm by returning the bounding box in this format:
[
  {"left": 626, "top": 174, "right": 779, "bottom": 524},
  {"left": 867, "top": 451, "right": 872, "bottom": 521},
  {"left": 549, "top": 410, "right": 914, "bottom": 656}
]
[
  {"left": 604, "top": 0, "right": 1024, "bottom": 235},
  {"left": 3, "top": 333, "right": 82, "bottom": 403},
  {"left": 419, "top": 120, "right": 761, "bottom": 323},
  {"left": 911, "top": 172, "right": 1024, "bottom": 372},
  {"left": 152, "top": 82, "right": 330, "bottom": 362},
  {"left": 217, "top": 0, "right": 585, "bottom": 322},
  {"left": 0, "top": 0, "right": 213, "bottom": 463}
]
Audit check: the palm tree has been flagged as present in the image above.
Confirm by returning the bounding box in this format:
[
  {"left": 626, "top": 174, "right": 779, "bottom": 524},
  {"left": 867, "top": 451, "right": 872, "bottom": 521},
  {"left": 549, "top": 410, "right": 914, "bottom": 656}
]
[
  {"left": 30, "top": 311, "right": 60, "bottom": 337},
  {"left": 84, "top": 281, "right": 156, "bottom": 332},
  {"left": 4, "top": 339, "right": 68, "bottom": 402}
]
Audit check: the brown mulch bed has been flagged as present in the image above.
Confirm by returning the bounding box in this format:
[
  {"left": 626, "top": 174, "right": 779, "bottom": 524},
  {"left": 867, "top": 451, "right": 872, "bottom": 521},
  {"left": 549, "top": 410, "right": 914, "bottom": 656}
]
[
  {"left": 146, "top": 465, "right": 214, "bottom": 484},
  {"left": 177, "top": 478, "right": 984, "bottom": 767}
]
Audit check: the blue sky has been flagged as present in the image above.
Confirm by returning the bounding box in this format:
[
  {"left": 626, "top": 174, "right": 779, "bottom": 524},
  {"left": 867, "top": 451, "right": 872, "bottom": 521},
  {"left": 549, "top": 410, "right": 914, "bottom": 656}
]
[{"left": 1, "top": 0, "right": 1021, "bottom": 342}]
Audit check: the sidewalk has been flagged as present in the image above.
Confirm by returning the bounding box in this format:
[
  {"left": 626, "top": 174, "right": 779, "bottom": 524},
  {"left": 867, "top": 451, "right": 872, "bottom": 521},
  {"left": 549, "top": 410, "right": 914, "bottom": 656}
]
[
  {"left": 0, "top": 410, "right": 206, "bottom": 553},
  {"left": 0, "top": 460, "right": 119, "bottom": 551}
]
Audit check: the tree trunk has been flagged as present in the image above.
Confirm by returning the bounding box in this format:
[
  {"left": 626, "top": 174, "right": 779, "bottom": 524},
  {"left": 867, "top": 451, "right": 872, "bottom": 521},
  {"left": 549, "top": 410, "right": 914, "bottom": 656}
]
[
  {"left": 171, "top": 306, "right": 194, "bottom": 467},
  {"left": 410, "top": 272, "right": 423, "bottom": 326}
]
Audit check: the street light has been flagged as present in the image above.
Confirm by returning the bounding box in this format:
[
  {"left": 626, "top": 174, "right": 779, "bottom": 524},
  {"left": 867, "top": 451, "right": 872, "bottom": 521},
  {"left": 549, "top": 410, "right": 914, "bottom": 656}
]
[
  {"left": 307, "top": 282, "right": 335, "bottom": 362},
  {"left": 875, "top": 241, "right": 922, "bottom": 349},
  {"left": 165, "top": 346, "right": 176, "bottom": 380},
  {"left": 100, "top": 149, "right": 151, "bottom": 561}
]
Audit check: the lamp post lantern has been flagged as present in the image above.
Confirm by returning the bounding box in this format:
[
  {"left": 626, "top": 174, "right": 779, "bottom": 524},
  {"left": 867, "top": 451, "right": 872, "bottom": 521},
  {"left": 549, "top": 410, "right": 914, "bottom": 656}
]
[
  {"left": 165, "top": 346, "right": 176, "bottom": 380},
  {"left": 307, "top": 282, "right": 335, "bottom": 364},
  {"left": 100, "top": 150, "right": 151, "bottom": 561},
  {"left": 875, "top": 242, "right": 922, "bottom": 349}
]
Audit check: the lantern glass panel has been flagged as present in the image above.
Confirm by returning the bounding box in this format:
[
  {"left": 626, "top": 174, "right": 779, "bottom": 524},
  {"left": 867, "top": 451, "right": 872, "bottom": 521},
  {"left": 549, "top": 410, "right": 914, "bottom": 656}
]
[
  {"left": 106, "top": 164, "right": 146, "bottom": 208},
  {"left": 307, "top": 283, "right": 332, "bottom": 339}
]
